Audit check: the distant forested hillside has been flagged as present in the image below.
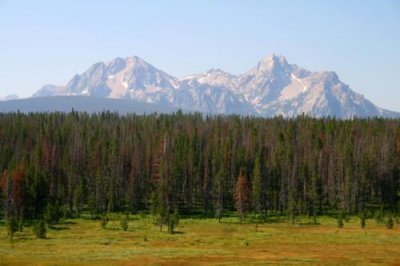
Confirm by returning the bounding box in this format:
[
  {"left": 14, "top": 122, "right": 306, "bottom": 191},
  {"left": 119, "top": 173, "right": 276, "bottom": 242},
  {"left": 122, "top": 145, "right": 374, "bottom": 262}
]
[{"left": 1, "top": 112, "right": 399, "bottom": 222}]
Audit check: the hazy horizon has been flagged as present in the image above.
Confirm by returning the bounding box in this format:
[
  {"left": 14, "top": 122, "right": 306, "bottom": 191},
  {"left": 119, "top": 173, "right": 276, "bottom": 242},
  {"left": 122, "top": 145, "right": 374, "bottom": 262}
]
[{"left": 0, "top": 0, "right": 399, "bottom": 111}]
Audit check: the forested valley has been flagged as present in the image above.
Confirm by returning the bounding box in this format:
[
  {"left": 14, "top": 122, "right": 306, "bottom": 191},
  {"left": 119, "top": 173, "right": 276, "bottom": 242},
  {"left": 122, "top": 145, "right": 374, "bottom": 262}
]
[{"left": 1, "top": 112, "right": 400, "bottom": 227}]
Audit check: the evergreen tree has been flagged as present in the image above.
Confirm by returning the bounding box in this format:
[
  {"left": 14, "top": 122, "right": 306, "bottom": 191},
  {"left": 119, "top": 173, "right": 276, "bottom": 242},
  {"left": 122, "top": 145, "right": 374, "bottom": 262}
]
[
  {"left": 235, "top": 169, "right": 250, "bottom": 222},
  {"left": 167, "top": 209, "right": 179, "bottom": 234},
  {"left": 18, "top": 216, "right": 24, "bottom": 232},
  {"left": 288, "top": 189, "right": 297, "bottom": 224},
  {"left": 150, "top": 137, "right": 169, "bottom": 232},
  {"left": 73, "top": 178, "right": 84, "bottom": 217},
  {"left": 45, "top": 202, "right": 62, "bottom": 224},
  {"left": 0, "top": 113, "right": 399, "bottom": 224},
  {"left": 386, "top": 217, "right": 394, "bottom": 229},
  {"left": 6, "top": 216, "right": 18, "bottom": 241},
  {"left": 215, "top": 205, "right": 223, "bottom": 223},
  {"left": 151, "top": 164, "right": 168, "bottom": 231},
  {"left": 87, "top": 193, "right": 97, "bottom": 219},
  {"left": 360, "top": 211, "right": 366, "bottom": 229},
  {"left": 252, "top": 155, "right": 262, "bottom": 216},
  {"left": 337, "top": 212, "right": 344, "bottom": 228},
  {"left": 33, "top": 219, "right": 47, "bottom": 239},
  {"left": 100, "top": 214, "right": 109, "bottom": 229},
  {"left": 120, "top": 213, "right": 129, "bottom": 231}
]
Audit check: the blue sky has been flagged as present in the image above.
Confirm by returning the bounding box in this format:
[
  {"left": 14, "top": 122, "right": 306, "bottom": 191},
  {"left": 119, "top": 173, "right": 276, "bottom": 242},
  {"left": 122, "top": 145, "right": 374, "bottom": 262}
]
[{"left": 0, "top": 0, "right": 399, "bottom": 111}]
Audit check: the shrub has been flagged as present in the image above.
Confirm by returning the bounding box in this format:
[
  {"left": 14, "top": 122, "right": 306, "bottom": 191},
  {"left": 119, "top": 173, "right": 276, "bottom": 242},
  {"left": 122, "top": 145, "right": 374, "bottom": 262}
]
[
  {"left": 312, "top": 215, "right": 318, "bottom": 225},
  {"left": 33, "top": 219, "right": 47, "bottom": 239},
  {"left": 373, "top": 208, "right": 384, "bottom": 224},
  {"left": 337, "top": 213, "right": 344, "bottom": 229},
  {"left": 18, "top": 217, "right": 24, "bottom": 232},
  {"left": 6, "top": 217, "right": 18, "bottom": 241},
  {"left": 360, "top": 212, "right": 366, "bottom": 229},
  {"left": 215, "top": 206, "right": 222, "bottom": 223},
  {"left": 120, "top": 213, "right": 129, "bottom": 231},
  {"left": 386, "top": 217, "right": 394, "bottom": 229},
  {"left": 62, "top": 204, "right": 71, "bottom": 219},
  {"left": 45, "top": 203, "right": 62, "bottom": 224},
  {"left": 100, "top": 214, "right": 109, "bottom": 229},
  {"left": 167, "top": 210, "right": 179, "bottom": 234}
]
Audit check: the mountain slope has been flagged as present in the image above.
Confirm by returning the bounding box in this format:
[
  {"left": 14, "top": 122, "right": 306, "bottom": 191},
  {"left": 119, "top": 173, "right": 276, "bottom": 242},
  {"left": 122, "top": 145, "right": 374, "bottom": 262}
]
[
  {"left": 31, "top": 54, "right": 399, "bottom": 118},
  {"left": 0, "top": 94, "right": 19, "bottom": 101},
  {"left": 0, "top": 96, "right": 176, "bottom": 114}
]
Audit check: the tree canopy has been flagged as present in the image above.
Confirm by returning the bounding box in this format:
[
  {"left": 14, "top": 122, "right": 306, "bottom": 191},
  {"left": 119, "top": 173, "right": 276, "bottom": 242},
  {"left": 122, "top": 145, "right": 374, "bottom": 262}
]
[{"left": 0, "top": 112, "right": 399, "bottom": 221}]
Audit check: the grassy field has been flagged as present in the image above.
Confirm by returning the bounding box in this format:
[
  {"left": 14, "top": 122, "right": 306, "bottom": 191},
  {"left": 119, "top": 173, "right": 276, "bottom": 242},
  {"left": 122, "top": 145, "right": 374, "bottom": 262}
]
[{"left": 0, "top": 214, "right": 399, "bottom": 265}]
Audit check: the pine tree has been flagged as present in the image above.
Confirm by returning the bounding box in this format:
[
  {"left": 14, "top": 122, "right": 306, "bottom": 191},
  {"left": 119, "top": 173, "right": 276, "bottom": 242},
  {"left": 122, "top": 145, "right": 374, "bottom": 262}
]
[
  {"left": 150, "top": 167, "right": 169, "bottom": 232},
  {"left": 252, "top": 155, "right": 262, "bottom": 216},
  {"left": 88, "top": 193, "right": 97, "bottom": 219},
  {"left": 0, "top": 113, "right": 400, "bottom": 226},
  {"left": 33, "top": 219, "right": 47, "bottom": 239},
  {"left": 45, "top": 202, "right": 62, "bottom": 224},
  {"left": 18, "top": 216, "right": 24, "bottom": 232},
  {"left": 120, "top": 213, "right": 129, "bottom": 231},
  {"left": 386, "top": 217, "right": 394, "bottom": 229},
  {"left": 337, "top": 212, "right": 344, "bottom": 228},
  {"left": 100, "top": 214, "right": 109, "bottom": 229},
  {"left": 360, "top": 211, "right": 366, "bottom": 229},
  {"left": 167, "top": 209, "right": 179, "bottom": 234},
  {"left": 73, "top": 178, "right": 84, "bottom": 217},
  {"left": 235, "top": 169, "right": 250, "bottom": 222},
  {"left": 215, "top": 204, "right": 223, "bottom": 223},
  {"left": 150, "top": 137, "right": 169, "bottom": 232},
  {"left": 6, "top": 216, "right": 18, "bottom": 241}
]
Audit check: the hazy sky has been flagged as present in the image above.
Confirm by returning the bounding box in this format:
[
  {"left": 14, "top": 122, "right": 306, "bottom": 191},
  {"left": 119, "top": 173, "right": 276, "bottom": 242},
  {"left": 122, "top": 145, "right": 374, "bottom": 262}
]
[{"left": 0, "top": 0, "right": 399, "bottom": 111}]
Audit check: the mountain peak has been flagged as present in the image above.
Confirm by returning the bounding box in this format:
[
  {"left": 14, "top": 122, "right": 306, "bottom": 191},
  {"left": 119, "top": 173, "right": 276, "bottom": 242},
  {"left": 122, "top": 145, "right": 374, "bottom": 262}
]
[
  {"left": 105, "top": 56, "right": 150, "bottom": 69},
  {"left": 263, "top": 53, "right": 287, "bottom": 63},
  {"left": 2, "top": 94, "right": 19, "bottom": 101},
  {"left": 255, "top": 53, "right": 289, "bottom": 72},
  {"left": 205, "top": 68, "right": 230, "bottom": 75},
  {"left": 322, "top": 71, "right": 339, "bottom": 81},
  {"left": 29, "top": 55, "right": 400, "bottom": 118},
  {"left": 125, "top": 55, "right": 145, "bottom": 63}
]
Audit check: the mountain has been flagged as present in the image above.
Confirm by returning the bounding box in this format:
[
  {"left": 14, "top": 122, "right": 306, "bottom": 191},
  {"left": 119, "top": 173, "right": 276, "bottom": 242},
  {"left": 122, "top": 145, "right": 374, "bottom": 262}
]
[
  {"left": 32, "top": 85, "right": 67, "bottom": 97},
  {"left": 29, "top": 54, "right": 400, "bottom": 118},
  {"left": 0, "top": 96, "right": 176, "bottom": 114},
  {"left": 1, "top": 94, "right": 19, "bottom": 101},
  {"left": 235, "top": 55, "right": 395, "bottom": 117}
]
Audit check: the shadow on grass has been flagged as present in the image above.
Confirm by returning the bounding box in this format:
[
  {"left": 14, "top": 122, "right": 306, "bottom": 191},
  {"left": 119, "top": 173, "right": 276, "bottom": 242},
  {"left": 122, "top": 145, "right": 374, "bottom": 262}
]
[
  {"left": 298, "top": 221, "right": 320, "bottom": 226},
  {"left": 265, "top": 217, "right": 286, "bottom": 223},
  {"left": 48, "top": 225, "right": 70, "bottom": 231},
  {"left": 14, "top": 237, "right": 31, "bottom": 241},
  {"left": 62, "top": 221, "right": 77, "bottom": 225},
  {"left": 171, "top": 231, "right": 184, "bottom": 234},
  {"left": 218, "top": 220, "right": 267, "bottom": 225},
  {"left": 219, "top": 218, "right": 278, "bottom": 225}
]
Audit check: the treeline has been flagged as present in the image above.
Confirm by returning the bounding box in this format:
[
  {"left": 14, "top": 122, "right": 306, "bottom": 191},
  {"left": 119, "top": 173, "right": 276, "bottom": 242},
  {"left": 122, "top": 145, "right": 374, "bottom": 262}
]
[{"left": 1, "top": 111, "right": 400, "bottom": 224}]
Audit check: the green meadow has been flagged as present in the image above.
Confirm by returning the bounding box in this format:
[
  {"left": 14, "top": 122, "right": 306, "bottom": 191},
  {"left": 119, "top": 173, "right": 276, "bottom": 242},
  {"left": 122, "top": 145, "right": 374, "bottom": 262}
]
[{"left": 0, "top": 215, "right": 399, "bottom": 265}]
